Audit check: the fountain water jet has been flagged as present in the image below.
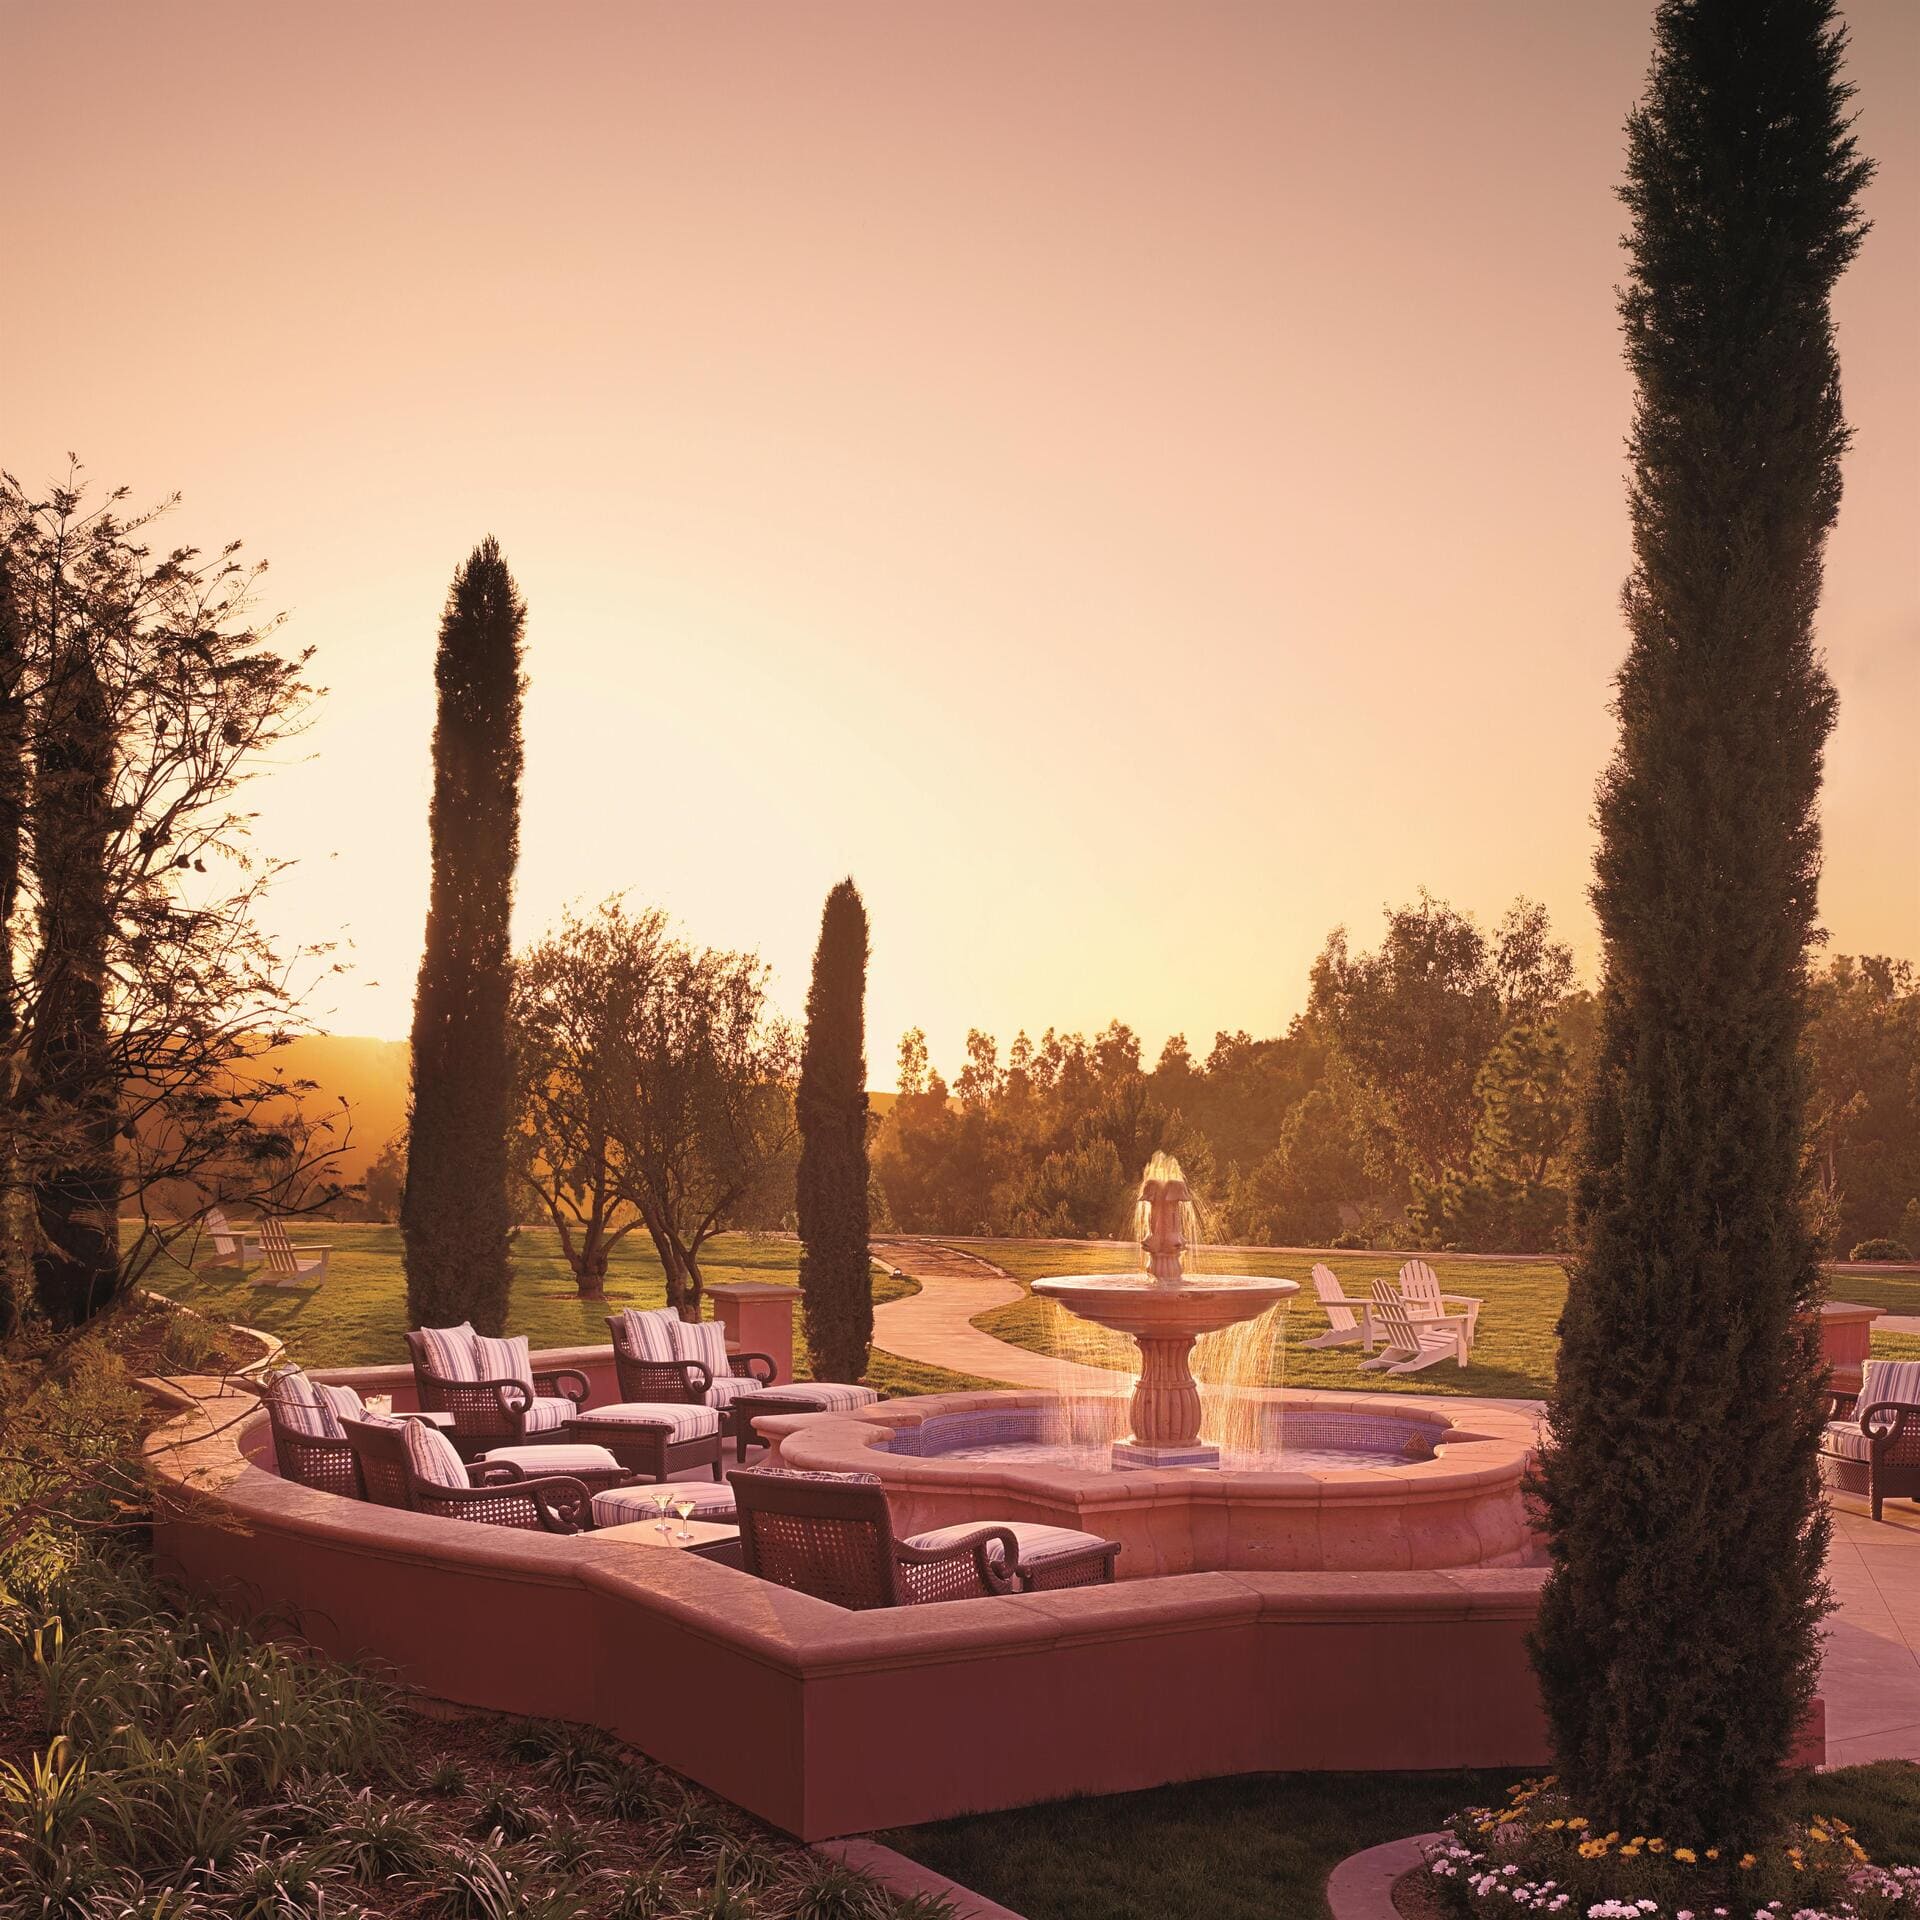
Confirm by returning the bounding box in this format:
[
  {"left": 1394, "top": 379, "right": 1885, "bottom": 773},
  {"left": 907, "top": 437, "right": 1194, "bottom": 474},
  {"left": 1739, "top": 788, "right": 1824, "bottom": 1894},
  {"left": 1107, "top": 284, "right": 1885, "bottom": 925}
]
[{"left": 1033, "top": 1153, "right": 1299, "bottom": 1468}]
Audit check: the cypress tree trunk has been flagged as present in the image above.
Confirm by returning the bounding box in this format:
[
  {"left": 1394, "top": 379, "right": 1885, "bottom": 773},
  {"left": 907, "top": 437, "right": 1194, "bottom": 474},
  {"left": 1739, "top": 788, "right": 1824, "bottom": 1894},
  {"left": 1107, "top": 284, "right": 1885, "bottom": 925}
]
[
  {"left": 0, "top": 550, "right": 26, "bottom": 1337},
  {"left": 1531, "top": 0, "right": 1870, "bottom": 1841},
  {"left": 28, "top": 638, "right": 121, "bottom": 1330},
  {"left": 402, "top": 539, "right": 525, "bottom": 1335},
  {"left": 796, "top": 880, "right": 872, "bottom": 1384}
]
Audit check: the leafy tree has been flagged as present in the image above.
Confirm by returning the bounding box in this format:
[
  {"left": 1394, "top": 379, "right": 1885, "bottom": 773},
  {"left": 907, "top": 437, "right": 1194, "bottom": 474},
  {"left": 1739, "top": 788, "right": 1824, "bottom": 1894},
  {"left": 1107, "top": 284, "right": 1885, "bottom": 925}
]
[
  {"left": 1311, "top": 893, "right": 1572, "bottom": 1188},
  {"left": 1532, "top": 0, "right": 1870, "bottom": 1840},
  {"left": 796, "top": 880, "right": 872, "bottom": 1384},
  {"left": 1803, "top": 956, "right": 1920, "bottom": 1252},
  {"left": 403, "top": 539, "right": 525, "bottom": 1335},
  {"left": 0, "top": 473, "right": 340, "bottom": 1329},
  {"left": 510, "top": 901, "right": 669, "bottom": 1293},
  {"left": 0, "top": 549, "right": 24, "bottom": 1336},
  {"left": 362, "top": 1134, "right": 407, "bottom": 1224}
]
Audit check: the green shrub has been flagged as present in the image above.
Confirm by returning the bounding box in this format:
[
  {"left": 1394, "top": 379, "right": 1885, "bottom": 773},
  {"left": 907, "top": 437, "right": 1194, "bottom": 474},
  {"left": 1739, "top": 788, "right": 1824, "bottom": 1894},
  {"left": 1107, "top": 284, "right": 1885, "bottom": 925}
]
[
  {"left": 1329, "top": 1230, "right": 1369, "bottom": 1250},
  {"left": 1850, "top": 1237, "right": 1913, "bottom": 1263}
]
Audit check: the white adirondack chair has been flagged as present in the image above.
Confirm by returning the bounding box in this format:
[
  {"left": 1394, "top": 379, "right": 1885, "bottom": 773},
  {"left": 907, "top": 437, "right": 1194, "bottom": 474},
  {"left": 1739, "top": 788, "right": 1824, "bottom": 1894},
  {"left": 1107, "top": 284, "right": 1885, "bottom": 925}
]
[
  {"left": 254, "top": 1216, "right": 331, "bottom": 1286},
  {"left": 1305, "top": 1264, "right": 1375, "bottom": 1350},
  {"left": 203, "top": 1207, "right": 260, "bottom": 1270},
  {"left": 1361, "top": 1279, "right": 1469, "bottom": 1375},
  {"left": 1399, "top": 1258, "right": 1483, "bottom": 1347}
]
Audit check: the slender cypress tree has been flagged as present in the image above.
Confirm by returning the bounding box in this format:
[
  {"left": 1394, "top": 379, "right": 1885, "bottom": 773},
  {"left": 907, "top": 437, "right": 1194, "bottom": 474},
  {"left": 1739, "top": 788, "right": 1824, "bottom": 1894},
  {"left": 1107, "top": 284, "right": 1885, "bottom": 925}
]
[
  {"left": 796, "top": 879, "right": 872, "bottom": 1384},
  {"left": 28, "top": 637, "right": 121, "bottom": 1329},
  {"left": 1531, "top": 0, "right": 1870, "bottom": 1841},
  {"left": 402, "top": 539, "right": 525, "bottom": 1335},
  {"left": 0, "top": 549, "right": 27, "bottom": 1336}
]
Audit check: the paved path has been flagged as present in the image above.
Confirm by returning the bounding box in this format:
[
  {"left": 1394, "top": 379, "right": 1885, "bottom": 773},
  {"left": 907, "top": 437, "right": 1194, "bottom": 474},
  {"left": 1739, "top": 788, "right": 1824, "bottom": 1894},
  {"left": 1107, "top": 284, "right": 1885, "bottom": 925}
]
[{"left": 866, "top": 1236, "right": 1920, "bottom": 1768}]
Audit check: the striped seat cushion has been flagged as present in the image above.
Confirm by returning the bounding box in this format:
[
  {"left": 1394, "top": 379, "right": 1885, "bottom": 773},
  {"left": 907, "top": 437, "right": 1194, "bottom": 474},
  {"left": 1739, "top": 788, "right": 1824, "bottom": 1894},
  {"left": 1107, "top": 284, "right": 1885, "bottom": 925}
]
[
  {"left": 617, "top": 1307, "right": 682, "bottom": 1364},
  {"left": 477, "top": 1444, "right": 623, "bottom": 1475},
  {"left": 906, "top": 1520, "right": 1112, "bottom": 1567},
  {"left": 521, "top": 1397, "right": 574, "bottom": 1433},
  {"left": 672, "top": 1317, "right": 732, "bottom": 1380},
  {"left": 403, "top": 1418, "right": 472, "bottom": 1490},
  {"left": 705, "top": 1374, "right": 768, "bottom": 1409},
  {"left": 1822, "top": 1421, "right": 1876, "bottom": 1464},
  {"left": 419, "top": 1323, "right": 482, "bottom": 1382},
  {"left": 739, "top": 1382, "right": 879, "bottom": 1414},
  {"left": 591, "top": 1482, "right": 739, "bottom": 1528},
  {"left": 1860, "top": 1359, "right": 1920, "bottom": 1414},
  {"left": 576, "top": 1402, "right": 721, "bottom": 1440}
]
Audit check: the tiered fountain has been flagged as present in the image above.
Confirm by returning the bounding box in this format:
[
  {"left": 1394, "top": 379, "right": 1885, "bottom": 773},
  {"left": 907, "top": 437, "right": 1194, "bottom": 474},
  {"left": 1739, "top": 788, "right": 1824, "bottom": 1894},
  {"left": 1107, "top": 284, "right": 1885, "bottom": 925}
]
[
  {"left": 758, "top": 1153, "right": 1539, "bottom": 1576},
  {"left": 1033, "top": 1156, "right": 1297, "bottom": 1468}
]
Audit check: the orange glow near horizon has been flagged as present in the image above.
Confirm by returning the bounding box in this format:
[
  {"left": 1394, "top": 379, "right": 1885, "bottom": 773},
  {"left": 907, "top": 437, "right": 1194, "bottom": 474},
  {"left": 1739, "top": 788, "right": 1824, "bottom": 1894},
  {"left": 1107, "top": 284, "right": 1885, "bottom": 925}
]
[{"left": 4, "top": 2, "right": 1915, "bottom": 1078}]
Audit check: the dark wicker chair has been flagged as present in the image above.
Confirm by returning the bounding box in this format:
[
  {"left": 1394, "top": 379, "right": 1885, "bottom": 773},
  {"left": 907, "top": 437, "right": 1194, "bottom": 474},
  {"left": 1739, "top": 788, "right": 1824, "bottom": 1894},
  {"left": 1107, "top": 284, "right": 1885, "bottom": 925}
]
[
  {"left": 605, "top": 1313, "right": 776, "bottom": 1405},
  {"left": 341, "top": 1418, "right": 599, "bottom": 1533},
  {"left": 730, "top": 1468, "right": 1049, "bottom": 1609},
  {"left": 405, "top": 1330, "right": 592, "bottom": 1461},
  {"left": 1821, "top": 1376, "right": 1920, "bottom": 1522},
  {"left": 262, "top": 1386, "right": 364, "bottom": 1499}
]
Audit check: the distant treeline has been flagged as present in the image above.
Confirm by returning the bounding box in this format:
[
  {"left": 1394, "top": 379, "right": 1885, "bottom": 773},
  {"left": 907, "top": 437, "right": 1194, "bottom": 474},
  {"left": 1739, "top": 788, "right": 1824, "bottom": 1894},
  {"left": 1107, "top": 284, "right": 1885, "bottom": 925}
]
[{"left": 868, "top": 896, "right": 1920, "bottom": 1260}]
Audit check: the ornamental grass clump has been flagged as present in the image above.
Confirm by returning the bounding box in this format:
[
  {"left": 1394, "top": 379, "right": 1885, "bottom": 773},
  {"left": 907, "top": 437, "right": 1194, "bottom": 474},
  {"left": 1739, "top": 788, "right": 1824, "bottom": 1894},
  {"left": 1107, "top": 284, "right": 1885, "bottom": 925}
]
[{"left": 1428, "top": 1779, "right": 1920, "bottom": 1920}]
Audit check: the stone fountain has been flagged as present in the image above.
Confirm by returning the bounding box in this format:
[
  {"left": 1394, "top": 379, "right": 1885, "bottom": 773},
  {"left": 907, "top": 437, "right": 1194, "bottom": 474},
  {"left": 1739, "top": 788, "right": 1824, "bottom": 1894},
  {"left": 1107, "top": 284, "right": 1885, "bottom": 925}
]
[{"left": 1032, "top": 1156, "right": 1299, "bottom": 1468}]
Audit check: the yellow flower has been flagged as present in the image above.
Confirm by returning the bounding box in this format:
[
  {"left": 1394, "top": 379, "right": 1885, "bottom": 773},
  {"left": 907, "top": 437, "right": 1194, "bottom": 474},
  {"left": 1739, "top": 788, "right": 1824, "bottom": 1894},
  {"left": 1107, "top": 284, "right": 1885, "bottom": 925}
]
[
  {"left": 1620, "top": 1846, "right": 1642, "bottom": 1860},
  {"left": 1478, "top": 1822, "right": 1496, "bottom": 1834},
  {"left": 1674, "top": 1848, "right": 1697, "bottom": 1865},
  {"left": 1705, "top": 1849, "right": 1720, "bottom": 1861},
  {"left": 1631, "top": 1837, "right": 1646, "bottom": 1848},
  {"left": 1647, "top": 1839, "right": 1666, "bottom": 1854},
  {"left": 1578, "top": 1840, "right": 1609, "bottom": 1860},
  {"left": 1844, "top": 1838, "right": 1869, "bottom": 1863},
  {"left": 1738, "top": 1855, "right": 1756, "bottom": 1871},
  {"left": 1546, "top": 1820, "right": 1566, "bottom": 1832},
  {"left": 1567, "top": 1818, "right": 1590, "bottom": 1831}
]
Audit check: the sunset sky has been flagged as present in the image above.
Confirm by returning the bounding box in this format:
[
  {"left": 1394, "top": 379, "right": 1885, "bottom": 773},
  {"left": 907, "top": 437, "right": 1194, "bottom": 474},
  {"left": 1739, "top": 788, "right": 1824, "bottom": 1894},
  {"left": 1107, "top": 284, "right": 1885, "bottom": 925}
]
[{"left": 6, "top": 2, "right": 1916, "bottom": 1079}]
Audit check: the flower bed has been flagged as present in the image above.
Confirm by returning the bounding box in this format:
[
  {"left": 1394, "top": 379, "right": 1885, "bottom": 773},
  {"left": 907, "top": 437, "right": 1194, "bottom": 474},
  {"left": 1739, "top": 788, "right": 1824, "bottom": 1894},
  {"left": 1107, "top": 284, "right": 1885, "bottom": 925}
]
[{"left": 1427, "top": 1779, "right": 1919, "bottom": 1920}]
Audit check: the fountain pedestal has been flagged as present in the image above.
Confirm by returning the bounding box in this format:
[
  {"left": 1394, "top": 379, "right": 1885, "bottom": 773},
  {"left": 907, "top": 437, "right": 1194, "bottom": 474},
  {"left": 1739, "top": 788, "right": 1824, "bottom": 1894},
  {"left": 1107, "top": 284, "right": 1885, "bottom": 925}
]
[{"left": 1033, "top": 1165, "right": 1298, "bottom": 1471}]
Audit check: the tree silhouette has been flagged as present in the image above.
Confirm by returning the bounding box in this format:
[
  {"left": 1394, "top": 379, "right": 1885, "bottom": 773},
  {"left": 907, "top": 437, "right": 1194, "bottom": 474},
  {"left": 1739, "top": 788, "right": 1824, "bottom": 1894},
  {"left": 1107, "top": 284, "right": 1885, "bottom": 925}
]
[
  {"left": 403, "top": 538, "right": 525, "bottom": 1334},
  {"left": 1531, "top": 0, "right": 1871, "bottom": 1839}
]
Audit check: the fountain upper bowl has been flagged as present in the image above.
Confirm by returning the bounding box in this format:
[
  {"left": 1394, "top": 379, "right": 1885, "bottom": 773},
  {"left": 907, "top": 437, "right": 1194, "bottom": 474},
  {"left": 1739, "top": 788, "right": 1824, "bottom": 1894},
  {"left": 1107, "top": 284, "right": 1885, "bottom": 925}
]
[{"left": 1031, "top": 1271, "right": 1298, "bottom": 1339}]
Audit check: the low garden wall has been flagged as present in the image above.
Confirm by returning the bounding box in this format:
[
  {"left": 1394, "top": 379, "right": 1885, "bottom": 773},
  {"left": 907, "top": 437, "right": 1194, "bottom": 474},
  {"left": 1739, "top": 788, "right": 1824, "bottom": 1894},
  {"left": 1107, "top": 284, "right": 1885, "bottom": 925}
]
[{"left": 148, "top": 1357, "right": 1560, "bottom": 1838}]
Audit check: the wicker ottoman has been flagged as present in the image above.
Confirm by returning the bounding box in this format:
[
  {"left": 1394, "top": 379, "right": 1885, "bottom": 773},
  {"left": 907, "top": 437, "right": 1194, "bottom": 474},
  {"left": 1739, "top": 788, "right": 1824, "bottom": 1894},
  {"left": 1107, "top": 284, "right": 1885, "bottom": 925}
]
[
  {"left": 562, "top": 1403, "right": 724, "bottom": 1481},
  {"left": 474, "top": 1443, "right": 638, "bottom": 1496},
  {"left": 726, "top": 1382, "right": 882, "bottom": 1462}
]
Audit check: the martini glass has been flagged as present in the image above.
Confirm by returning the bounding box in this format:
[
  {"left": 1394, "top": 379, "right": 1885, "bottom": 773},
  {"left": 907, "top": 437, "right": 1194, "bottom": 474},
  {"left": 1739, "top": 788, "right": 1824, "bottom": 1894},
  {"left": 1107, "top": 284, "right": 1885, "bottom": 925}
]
[
  {"left": 673, "top": 1496, "right": 698, "bottom": 1542},
  {"left": 649, "top": 1487, "right": 675, "bottom": 1536}
]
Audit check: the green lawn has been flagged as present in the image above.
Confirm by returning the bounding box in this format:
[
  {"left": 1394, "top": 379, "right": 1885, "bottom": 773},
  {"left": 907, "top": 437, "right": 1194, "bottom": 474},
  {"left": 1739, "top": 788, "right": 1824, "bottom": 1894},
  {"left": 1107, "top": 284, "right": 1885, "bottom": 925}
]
[
  {"left": 883, "top": 1760, "right": 1920, "bottom": 1920},
  {"left": 143, "top": 1224, "right": 999, "bottom": 1396},
  {"left": 965, "top": 1240, "right": 1920, "bottom": 1400}
]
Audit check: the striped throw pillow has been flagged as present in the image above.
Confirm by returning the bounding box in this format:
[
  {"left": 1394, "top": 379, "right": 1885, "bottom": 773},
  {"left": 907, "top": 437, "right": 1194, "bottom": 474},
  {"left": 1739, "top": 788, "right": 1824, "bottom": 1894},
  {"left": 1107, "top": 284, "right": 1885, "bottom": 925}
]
[
  {"left": 419, "top": 1323, "right": 481, "bottom": 1382},
  {"left": 672, "top": 1317, "right": 731, "bottom": 1381},
  {"left": 316, "top": 1382, "right": 365, "bottom": 1428},
  {"left": 471, "top": 1332, "right": 535, "bottom": 1394},
  {"left": 1861, "top": 1358, "right": 1920, "bottom": 1417},
  {"left": 618, "top": 1307, "right": 680, "bottom": 1364},
  {"left": 267, "top": 1368, "right": 333, "bottom": 1438},
  {"left": 403, "top": 1417, "right": 471, "bottom": 1490}
]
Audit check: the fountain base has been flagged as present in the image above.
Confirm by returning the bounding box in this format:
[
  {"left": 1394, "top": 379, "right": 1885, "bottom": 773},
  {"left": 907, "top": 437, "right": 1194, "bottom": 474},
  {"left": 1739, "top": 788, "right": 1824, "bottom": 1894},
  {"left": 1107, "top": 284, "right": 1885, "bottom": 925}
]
[{"left": 1112, "top": 1438, "right": 1221, "bottom": 1470}]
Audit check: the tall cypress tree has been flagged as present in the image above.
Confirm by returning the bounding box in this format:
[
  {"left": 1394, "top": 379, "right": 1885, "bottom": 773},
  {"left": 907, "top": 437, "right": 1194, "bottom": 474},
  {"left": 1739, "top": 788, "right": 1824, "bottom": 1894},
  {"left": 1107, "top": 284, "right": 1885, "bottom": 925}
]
[
  {"left": 0, "top": 549, "right": 28, "bottom": 1336},
  {"left": 403, "top": 539, "right": 525, "bottom": 1335},
  {"left": 28, "top": 637, "right": 121, "bottom": 1329},
  {"left": 796, "top": 879, "right": 872, "bottom": 1385},
  {"left": 1532, "top": 0, "right": 1870, "bottom": 1841}
]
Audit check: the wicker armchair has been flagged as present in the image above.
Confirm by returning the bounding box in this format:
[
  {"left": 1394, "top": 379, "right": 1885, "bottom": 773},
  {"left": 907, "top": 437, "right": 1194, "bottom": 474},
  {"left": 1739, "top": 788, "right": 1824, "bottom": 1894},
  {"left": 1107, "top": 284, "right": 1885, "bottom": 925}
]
[
  {"left": 732, "top": 1469, "right": 1021, "bottom": 1608},
  {"left": 263, "top": 1387, "right": 364, "bottom": 1499},
  {"left": 605, "top": 1313, "right": 776, "bottom": 1406},
  {"left": 405, "top": 1330, "right": 592, "bottom": 1460},
  {"left": 1821, "top": 1359, "right": 1920, "bottom": 1522},
  {"left": 341, "top": 1418, "right": 597, "bottom": 1533}
]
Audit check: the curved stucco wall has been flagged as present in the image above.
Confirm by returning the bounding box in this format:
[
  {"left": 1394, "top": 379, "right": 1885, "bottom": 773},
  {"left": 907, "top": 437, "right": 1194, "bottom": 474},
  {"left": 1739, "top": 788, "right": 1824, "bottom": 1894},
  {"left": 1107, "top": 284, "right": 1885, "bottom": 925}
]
[{"left": 147, "top": 1364, "right": 1554, "bottom": 1840}]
